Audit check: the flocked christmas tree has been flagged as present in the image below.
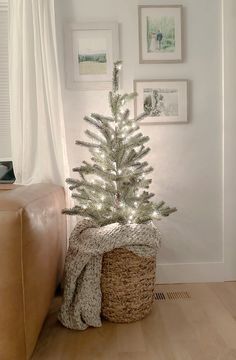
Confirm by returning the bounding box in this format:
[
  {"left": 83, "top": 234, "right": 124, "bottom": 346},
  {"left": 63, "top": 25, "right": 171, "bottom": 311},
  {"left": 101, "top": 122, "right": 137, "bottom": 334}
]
[{"left": 64, "top": 61, "right": 177, "bottom": 226}]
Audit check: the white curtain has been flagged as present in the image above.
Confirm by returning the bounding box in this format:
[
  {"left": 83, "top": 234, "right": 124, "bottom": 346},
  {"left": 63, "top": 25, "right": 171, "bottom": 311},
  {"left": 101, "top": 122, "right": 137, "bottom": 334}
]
[{"left": 8, "top": 0, "right": 69, "bottom": 186}]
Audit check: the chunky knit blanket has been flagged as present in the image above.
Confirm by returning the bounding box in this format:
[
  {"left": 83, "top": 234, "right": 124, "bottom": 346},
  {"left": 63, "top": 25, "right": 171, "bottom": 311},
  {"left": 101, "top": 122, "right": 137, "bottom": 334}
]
[{"left": 58, "top": 218, "right": 161, "bottom": 330}]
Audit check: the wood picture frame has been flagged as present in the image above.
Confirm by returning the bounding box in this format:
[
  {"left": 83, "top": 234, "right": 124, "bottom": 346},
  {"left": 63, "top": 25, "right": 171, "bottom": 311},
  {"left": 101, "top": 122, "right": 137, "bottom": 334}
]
[
  {"left": 138, "top": 5, "right": 183, "bottom": 64},
  {"left": 134, "top": 79, "right": 188, "bottom": 124}
]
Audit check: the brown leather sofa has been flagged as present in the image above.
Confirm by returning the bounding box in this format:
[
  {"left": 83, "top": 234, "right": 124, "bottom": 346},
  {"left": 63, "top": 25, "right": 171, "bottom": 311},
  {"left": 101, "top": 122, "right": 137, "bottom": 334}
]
[{"left": 0, "top": 184, "right": 67, "bottom": 360}]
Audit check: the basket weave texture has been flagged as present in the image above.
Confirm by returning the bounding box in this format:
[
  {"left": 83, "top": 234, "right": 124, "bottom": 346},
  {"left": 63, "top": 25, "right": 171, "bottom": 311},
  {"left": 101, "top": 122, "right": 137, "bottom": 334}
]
[{"left": 101, "top": 247, "right": 156, "bottom": 323}]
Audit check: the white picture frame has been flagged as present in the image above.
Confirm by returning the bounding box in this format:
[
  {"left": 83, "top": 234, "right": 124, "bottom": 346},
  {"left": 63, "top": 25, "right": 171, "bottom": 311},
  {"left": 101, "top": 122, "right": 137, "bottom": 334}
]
[
  {"left": 64, "top": 22, "right": 119, "bottom": 90},
  {"left": 134, "top": 79, "right": 188, "bottom": 124},
  {"left": 138, "top": 5, "right": 183, "bottom": 64}
]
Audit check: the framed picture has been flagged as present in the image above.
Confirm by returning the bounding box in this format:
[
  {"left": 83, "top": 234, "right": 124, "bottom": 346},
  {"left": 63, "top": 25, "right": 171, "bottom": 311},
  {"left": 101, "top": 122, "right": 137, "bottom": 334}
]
[
  {"left": 64, "top": 22, "right": 119, "bottom": 90},
  {"left": 0, "top": 161, "right": 15, "bottom": 184},
  {"left": 134, "top": 80, "right": 188, "bottom": 124},
  {"left": 138, "top": 5, "right": 183, "bottom": 63}
]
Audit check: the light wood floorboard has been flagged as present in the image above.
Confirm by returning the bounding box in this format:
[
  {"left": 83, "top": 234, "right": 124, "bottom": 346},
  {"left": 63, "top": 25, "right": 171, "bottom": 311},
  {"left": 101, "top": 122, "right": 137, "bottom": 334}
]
[{"left": 32, "top": 283, "right": 236, "bottom": 360}]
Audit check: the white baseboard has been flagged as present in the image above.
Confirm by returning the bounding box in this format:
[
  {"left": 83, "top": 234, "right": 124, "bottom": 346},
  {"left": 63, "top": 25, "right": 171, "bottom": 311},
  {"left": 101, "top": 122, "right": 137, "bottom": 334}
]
[{"left": 156, "top": 262, "right": 225, "bottom": 284}]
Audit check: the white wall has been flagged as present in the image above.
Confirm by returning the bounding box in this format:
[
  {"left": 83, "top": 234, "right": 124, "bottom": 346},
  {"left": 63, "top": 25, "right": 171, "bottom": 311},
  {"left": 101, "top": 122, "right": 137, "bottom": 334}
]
[
  {"left": 223, "top": 0, "right": 236, "bottom": 281},
  {"left": 56, "top": 0, "right": 223, "bottom": 282}
]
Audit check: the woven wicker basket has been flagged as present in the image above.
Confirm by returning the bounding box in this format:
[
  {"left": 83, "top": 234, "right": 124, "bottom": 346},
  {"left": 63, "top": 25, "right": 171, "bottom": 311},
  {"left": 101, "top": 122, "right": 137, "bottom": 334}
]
[{"left": 101, "top": 247, "right": 156, "bottom": 323}]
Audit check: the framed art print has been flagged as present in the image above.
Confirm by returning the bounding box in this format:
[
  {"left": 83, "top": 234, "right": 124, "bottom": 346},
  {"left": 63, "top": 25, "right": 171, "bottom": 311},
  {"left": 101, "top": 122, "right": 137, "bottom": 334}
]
[
  {"left": 65, "top": 22, "right": 119, "bottom": 90},
  {"left": 138, "top": 5, "right": 183, "bottom": 63},
  {"left": 134, "top": 80, "right": 188, "bottom": 124},
  {"left": 0, "top": 161, "right": 15, "bottom": 184}
]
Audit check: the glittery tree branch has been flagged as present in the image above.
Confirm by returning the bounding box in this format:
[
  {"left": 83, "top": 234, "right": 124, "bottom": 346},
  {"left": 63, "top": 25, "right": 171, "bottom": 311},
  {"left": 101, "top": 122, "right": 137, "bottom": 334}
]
[{"left": 64, "top": 61, "right": 177, "bottom": 225}]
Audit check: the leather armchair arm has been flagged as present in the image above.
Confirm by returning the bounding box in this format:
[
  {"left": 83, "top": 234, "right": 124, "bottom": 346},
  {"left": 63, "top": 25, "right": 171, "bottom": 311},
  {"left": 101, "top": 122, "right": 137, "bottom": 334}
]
[{"left": 0, "top": 184, "right": 67, "bottom": 360}]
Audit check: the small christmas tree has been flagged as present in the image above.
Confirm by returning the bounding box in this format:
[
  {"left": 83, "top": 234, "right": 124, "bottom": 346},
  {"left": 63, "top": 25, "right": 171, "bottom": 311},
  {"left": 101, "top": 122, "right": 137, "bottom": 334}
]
[{"left": 64, "top": 61, "right": 177, "bottom": 226}]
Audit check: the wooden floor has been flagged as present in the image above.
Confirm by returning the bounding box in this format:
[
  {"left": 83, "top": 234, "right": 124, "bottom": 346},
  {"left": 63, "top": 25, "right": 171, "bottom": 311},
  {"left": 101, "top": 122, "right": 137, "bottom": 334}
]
[{"left": 32, "top": 283, "right": 236, "bottom": 360}]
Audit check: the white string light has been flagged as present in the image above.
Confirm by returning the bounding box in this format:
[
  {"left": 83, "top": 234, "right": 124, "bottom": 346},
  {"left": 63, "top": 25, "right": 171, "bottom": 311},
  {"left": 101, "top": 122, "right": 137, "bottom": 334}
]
[
  {"left": 116, "top": 63, "right": 122, "bottom": 70},
  {"left": 128, "top": 214, "right": 133, "bottom": 224}
]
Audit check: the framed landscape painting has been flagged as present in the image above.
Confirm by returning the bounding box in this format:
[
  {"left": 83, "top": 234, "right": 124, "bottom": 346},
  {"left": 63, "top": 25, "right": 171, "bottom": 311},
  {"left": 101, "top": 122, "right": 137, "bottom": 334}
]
[
  {"left": 134, "top": 80, "right": 188, "bottom": 124},
  {"left": 138, "top": 5, "right": 183, "bottom": 63},
  {"left": 65, "top": 22, "right": 119, "bottom": 90}
]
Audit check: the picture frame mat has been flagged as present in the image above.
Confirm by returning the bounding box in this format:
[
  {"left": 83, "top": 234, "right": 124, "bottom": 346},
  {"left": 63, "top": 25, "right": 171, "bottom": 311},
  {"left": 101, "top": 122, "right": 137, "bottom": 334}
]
[{"left": 72, "top": 29, "right": 113, "bottom": 82}]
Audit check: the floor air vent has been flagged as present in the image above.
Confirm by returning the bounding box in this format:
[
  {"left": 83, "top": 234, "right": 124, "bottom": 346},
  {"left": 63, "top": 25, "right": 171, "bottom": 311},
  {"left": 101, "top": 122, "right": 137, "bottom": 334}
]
[
  {"left": 167, "top": 291, "right": 191, "bottom": 300},
  {"left": 155, "top": 292, "right": 166, "bottom": 300},
  {"left": 155, "top": 291, "right": 191, "bottom": 301}
]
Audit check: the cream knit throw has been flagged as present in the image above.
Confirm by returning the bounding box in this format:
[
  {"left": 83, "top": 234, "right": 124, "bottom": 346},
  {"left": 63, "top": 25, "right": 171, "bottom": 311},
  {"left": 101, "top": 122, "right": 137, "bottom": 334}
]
[{"left": 58, "top": 218, "right": 161, "bottom": 330}]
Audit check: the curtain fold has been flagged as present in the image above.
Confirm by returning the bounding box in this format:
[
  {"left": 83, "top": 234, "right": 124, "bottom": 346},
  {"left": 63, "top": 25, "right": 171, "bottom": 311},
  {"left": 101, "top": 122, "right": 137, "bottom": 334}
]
[{"left": 9, "top": 0, "right": 69, "bottom": 186}]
